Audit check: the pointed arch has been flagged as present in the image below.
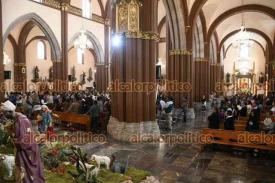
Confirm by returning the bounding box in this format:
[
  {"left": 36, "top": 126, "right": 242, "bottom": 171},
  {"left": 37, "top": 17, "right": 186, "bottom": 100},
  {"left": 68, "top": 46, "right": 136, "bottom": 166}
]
[
  {"left": 69, "top": 31, "right": 104, "bottom": 64},
  {"left": 3, "top": 13, "right": 61, "bottom": 61}
]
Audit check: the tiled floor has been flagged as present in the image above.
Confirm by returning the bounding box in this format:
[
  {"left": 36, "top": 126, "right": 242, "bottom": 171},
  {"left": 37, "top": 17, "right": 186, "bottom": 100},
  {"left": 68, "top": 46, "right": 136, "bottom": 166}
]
[{"left": 80, "top": 110, "right": 275, "bottom": 183}]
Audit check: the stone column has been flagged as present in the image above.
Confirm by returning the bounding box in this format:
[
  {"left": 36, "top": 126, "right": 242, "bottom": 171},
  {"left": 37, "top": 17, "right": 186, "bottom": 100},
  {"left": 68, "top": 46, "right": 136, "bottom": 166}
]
[
  {"left": 53, "top": 1, "right": 69, "bottom": 91},
  {"left": 194, "top": 59, "right": 209, "bottom": 102},
  {"left": 108, "top": 0, "right": 160, "bottom": 142},
  {"left": 95, "top": 64, "right": 108, "bottom": 92},
  {"left": 0, "top": 0, "right": 4, "bottom": 101},
  {"left": 210, "top": 63, "right": 224, "bottom": 95},
  {"left": 167, "top": 51, "right": 193, "bottom": 107}
]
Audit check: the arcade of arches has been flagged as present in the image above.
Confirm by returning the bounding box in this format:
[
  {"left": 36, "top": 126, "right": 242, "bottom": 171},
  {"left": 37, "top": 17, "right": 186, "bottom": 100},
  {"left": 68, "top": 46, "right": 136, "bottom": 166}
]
[{"left": 0, "top": 0, "right": 275, "bottom": 182}]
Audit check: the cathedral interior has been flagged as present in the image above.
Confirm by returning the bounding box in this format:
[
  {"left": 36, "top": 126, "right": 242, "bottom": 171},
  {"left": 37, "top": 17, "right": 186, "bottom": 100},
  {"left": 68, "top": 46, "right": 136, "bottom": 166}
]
[{"left": 0, "top": 0, "right": 275, "bottom": 183}]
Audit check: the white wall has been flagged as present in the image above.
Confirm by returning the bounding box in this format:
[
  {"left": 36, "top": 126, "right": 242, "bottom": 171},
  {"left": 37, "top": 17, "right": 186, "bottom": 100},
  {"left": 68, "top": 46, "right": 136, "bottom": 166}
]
[
  {"left": 3, "top": 0, "right": 61, "bottom": 45},
  {"left": 68, "top": 48, "right": 96, "bottom": 90},
  {"left": 26, "top": 40, "right": 53, "bottom": 91}
]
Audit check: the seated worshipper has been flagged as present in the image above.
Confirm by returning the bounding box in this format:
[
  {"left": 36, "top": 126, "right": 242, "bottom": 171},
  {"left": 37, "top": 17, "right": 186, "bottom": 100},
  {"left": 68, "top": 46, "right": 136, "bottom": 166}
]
[
  {"left": 208, "top": 107, "right": 220, "bottom": 129},
  {"left": 271, "top": 103, "right": 275, "bottom": 115},
  {"left": 201, "top": 95, "right": 207, "bottom": 111},
  {"left": 246, "top": 102, "right": 260, "bottom": 132},
  {"left": 87, "top": 100, "right": 100, "bottom": 133},
  {"left": 38, "top": 105, "right": 52, "bottom": 134},
  {"left": 164, "top": 97, "right": 174, "bottom": 130},
  {"left": 239, "top": 102, "right": 248, "bottom": 117},
  {"left": 0, "top": 100, "right": 45, "bottom": 183},
  {"left": 224, "top": 109, "right": 235, "bottom": 130},
  {"left": 262, "top": 112, "right": 275, "bottom": 134}
]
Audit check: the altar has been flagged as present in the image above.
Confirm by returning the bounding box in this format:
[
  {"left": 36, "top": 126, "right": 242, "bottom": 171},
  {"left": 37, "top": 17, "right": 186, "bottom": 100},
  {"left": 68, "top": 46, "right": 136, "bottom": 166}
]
[{"left": 234, "top": 73, "right": 254, "bottom": 93}]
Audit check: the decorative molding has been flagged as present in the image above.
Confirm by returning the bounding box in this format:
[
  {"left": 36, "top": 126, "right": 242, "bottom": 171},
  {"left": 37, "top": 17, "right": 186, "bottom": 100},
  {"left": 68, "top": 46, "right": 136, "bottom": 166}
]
[
  {"left": 169, "top": 49, "right": 192, "bottom": 56},
  {"left": 14, "top": 63, "right": 26, "bottom": 67},
  {"left": 195, "top": 58, "right": 209, "bottom": 62},
  {"left": 43, "top": 0, "right": 61, "bottom": 9},
  {"left": 125, "top": 31, "right": 160, "bottom": 41}
]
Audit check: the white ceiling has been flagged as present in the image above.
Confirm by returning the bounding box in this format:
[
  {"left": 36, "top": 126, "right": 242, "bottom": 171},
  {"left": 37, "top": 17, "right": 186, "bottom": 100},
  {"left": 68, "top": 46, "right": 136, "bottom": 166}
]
[
  {"left": 202, "top": 0, "right": 275, "bottom": 28},
  {"left": 216, "top": 12, "right": 275, "bottom": 45}
]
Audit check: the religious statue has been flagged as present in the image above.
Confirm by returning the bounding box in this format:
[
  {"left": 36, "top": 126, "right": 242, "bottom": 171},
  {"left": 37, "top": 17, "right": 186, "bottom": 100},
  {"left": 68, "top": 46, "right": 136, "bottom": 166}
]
[
  {"left": 48, "top": 66, "right": 54, "bottom": 82},
  {"left": 80, "top": 72, "right": 86, "bottom": 85},
  {"left": 87, "top": 68, "right": 93, "bottom": 82},
  {"left": 226, "top": 72, "right": 231, "bottom": 83},
  {"left": 71, "top": 66, "right": 77, "bottom": 82},
  {"left": 34, "top": 66, "right": 39, "bottom": 79},
  {"left": 1, "top": 101, "right": 45, "bottom": 182},
  {"left": 259, "top": 72, "right": 265, "bottom": 84},
  {"left": 32, "top": 66, "right": 40, "bottom": 83}
]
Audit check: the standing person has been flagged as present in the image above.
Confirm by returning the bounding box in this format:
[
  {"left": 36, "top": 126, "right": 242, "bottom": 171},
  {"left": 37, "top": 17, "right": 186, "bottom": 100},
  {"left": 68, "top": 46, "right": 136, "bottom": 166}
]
[
  {"left": 224, "top": 109, "right": 235, "bottom": 130},
  {"left": 201, "top": 95, "right": 207, "bottom": 111},
  {"left": 247, "top": 103, "right": 260, "bottom": 132},
  {"left": 87, "top": 100, "right": 100, "bottom": 133},
  {"left": 181, "top": 96, "right": 188, "bottom": 123},
  {"left": 1, "top": 100, "right": 45, "bottom": 183},
  {"left": 38, "top": 105, "right": 52, "bottom": 134},
  {"left": 208, "top": 107, "right": 220, "bottom": 129},
  {"left": 164, "top": 97, "right": 174, "bottom": 130}
]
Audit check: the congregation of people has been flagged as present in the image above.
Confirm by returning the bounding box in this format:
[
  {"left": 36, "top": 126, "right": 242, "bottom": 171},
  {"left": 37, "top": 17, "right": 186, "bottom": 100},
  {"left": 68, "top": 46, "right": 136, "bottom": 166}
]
[
  {"left": 207, "top": 93, "right": 275, "bottom": 134},
  {"left": 1, "top": 89, "right": 111, "bottom": 134}
]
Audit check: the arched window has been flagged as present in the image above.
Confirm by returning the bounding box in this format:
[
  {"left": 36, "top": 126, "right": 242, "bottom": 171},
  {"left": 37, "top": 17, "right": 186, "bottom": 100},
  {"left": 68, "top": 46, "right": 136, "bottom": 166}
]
[
  {"left": 37, "top": 40, "right": 46, "bottom": 60},
  {"left": 82, "top": 0, "right": 91, "bottom": 19},
  {"left": 77, "top": 48, "right": 85, "bottom": 65}
]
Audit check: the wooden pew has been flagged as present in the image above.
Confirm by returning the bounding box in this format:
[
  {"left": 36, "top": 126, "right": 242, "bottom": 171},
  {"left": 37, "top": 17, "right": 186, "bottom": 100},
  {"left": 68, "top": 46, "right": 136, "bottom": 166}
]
[
  {"left": 201, "top": 128, "right": 275, "bottom": 151},
  {"left": 53, "top": 111, "right": 91, "bottom": 131}
]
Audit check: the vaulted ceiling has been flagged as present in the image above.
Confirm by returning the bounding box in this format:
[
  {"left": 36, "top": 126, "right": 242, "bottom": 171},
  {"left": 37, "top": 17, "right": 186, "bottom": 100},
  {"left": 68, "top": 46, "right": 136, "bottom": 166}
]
[
  {"left": 187, "top": 0, "right": 275, "bottom": 52},
  {"left": 68, "top": 0, "right": 275, "bottom": 52}
]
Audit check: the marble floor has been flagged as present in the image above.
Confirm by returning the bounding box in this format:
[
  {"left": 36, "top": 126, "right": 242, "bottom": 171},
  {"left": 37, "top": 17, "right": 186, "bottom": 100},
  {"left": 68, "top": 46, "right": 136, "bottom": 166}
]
[{"left": 80, "top": 110, "right": 275, "bottom": 183}]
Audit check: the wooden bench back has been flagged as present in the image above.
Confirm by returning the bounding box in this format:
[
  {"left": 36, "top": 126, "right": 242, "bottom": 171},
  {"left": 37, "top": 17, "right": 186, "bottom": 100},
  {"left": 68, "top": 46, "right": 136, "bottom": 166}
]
[
  {"left": 201, "top": 128, "right": 275, "bottom": 151},
  {"left": 53, "top": 111, "right": 90, "bottom": 130}
]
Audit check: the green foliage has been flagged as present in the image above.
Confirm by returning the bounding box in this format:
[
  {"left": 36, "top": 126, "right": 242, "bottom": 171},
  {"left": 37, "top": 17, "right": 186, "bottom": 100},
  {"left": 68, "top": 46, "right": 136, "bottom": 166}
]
[
  {"left": 0, "top": 128, "right": 10, "bottom": 146},
  {"left": 97, "top": 169, "right": 130, "bottom": 183},
  {"left": 45, "top": 164, "right": 76, "bottom": 183},
  {"left": 125, "top": 167, "right": 151, "bottom": 183},
  {"left": 68, "top": 146, "right": 99, "bottom": 183}
]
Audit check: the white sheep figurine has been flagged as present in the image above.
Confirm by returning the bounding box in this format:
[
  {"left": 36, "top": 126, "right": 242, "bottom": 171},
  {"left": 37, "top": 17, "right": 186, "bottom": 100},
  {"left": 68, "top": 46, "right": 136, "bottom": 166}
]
[
  {"left": 90, "top": 155, "right": 111, "bottom": 169},
  {"left": 0, "top": 154, "right": 15, "bottom": 178}
]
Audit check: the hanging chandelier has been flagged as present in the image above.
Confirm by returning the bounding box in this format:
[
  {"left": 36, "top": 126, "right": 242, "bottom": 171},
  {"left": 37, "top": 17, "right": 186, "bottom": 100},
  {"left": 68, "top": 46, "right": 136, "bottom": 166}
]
[
  {"left": 232, "top": 25, "right": 252, "bottom": 48},
  {"left": 3, "top": 51, "right": 11, "bottom": 65},
  {"left": 232, "top": 0, "right": 252, "bottom": 48},
  {"left": 74, "top": 28, "right": 93, "bottom": 51}
]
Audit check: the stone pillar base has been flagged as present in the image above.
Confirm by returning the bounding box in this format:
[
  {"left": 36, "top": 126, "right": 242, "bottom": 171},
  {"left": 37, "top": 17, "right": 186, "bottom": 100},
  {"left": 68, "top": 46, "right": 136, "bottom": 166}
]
[{"left": 107, "top": 117, "right": 160, "bottom": 142}]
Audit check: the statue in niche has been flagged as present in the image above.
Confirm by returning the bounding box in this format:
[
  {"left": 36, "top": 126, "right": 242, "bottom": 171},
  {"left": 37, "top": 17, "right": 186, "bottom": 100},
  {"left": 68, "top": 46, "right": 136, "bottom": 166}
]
[
  {"left": 80, "top": 72, "right": 86, "bottom": 85},
  {"left": 48, "top": 66, "right": 54, "bottom": 82},
  {"left": 34, "top": 66, "right": 39, "bottom": 79},
  {"left": 259, "top": 72, "right": 265, "bottom": 84},
  {"left": 226, "top": 72, "right": 231, "bottom": 83},
  {"left": 71, "top": 66, "right": 77, "bottom": 82},
  {"left": 87, "top": 68, "right": 93, "bottom": 82},
  {"left": 32, "top": 66, "right": 40, "bottom": 83}
]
